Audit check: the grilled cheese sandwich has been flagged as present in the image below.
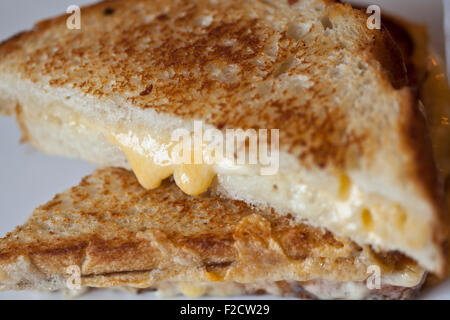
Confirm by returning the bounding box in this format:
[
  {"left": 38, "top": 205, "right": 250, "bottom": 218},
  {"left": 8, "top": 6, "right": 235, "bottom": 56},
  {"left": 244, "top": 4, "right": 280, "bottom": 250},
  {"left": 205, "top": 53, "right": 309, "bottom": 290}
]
[{"left": 0, "top": 0, "right": 447, "bottom": 278}]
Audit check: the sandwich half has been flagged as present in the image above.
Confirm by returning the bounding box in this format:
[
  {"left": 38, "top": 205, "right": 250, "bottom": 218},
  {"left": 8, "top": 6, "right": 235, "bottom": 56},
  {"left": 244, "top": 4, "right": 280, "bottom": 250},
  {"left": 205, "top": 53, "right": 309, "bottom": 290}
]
[
  {"left": 0, "top": 167, "right": 426, "bottom": 300},
  {"left": 0, "top": 0, "right": 447, "bottom": 275}
]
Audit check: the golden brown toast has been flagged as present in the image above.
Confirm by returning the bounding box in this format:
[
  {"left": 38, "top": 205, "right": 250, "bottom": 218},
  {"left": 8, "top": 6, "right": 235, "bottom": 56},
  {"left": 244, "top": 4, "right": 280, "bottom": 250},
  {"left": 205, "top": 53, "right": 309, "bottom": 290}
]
[
  {"left": 0, "top": 167, "right": 425, "bottom": 299},
  {"left": 0, "top": 0, "right": 446, "bottom": 274}
]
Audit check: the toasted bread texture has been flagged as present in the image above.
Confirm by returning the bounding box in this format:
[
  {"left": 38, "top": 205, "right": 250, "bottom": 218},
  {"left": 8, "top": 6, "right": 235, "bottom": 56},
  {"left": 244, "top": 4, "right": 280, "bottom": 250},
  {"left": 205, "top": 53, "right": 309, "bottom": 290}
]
[
  {"left": 0, "top": 167, "right": 425, "bottom": 299},
  {"left": 0, "top": 0, "right": 446, "bottom": 274}
]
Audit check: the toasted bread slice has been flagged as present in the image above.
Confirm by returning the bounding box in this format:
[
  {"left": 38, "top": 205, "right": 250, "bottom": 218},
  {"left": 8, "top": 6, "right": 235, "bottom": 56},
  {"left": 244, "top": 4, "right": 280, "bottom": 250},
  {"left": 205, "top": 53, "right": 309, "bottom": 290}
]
[
  {"left": 0, "top": 167, "right": 425, "bottom": 299},
  {"left": 0, "top": 0, "right": 446, "bottom": 274}
]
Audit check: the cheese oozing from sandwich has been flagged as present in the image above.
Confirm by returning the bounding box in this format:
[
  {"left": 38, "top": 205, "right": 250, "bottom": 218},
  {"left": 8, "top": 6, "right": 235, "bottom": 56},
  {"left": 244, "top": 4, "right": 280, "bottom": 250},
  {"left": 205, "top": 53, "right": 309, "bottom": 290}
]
[{"left": 109, "top": 131, "right": 217, "bottom": 195}]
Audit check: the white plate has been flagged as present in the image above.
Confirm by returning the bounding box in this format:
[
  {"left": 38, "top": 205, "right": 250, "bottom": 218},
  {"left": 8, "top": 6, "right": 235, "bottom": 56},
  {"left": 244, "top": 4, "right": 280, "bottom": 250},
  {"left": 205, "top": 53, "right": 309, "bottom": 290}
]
[{"left": 0, "top": 0, "right": 448, "bottom": 300}]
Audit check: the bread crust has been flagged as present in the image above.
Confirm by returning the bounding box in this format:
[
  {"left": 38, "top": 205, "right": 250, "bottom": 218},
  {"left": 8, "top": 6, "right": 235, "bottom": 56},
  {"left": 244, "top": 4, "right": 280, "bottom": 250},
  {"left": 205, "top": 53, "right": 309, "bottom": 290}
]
[
  {"left": 396, "top": 89, "right": 448, "bottom": 275},
  {"left": 379, "top": 13, "right": 450, "bottom": 278}
]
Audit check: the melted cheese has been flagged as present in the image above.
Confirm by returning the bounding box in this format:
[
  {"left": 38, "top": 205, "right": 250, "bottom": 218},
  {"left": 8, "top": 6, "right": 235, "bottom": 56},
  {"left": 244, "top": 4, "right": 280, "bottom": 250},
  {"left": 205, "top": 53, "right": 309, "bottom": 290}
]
[
  {"left": 109, "top": 131, "right": 215, "bottom": 195},
  {"left": 338, "top": 173, "right": 352, "bottom": 201},
  {"left": 119, "top": 143, "right": 174, "bottom": 190},
  {"left": 178, "top": 283, "right": 208, "bottom": 297},
  {"left": 174, "top": 164, "right": 216, "bottom": 196}
]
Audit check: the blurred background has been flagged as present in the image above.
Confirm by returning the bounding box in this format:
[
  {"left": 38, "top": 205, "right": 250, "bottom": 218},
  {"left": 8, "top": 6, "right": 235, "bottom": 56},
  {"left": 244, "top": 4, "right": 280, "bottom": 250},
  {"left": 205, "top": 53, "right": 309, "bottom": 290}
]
[{"left": 348, "top": 0, "right": 445, "bottom": 59}]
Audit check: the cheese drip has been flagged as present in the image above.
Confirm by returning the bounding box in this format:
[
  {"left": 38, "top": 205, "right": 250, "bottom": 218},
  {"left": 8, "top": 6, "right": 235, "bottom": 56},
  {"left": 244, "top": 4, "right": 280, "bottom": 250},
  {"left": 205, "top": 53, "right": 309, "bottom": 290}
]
[{"left": 109, "top": 132, "right": 216, "bottom": 195}]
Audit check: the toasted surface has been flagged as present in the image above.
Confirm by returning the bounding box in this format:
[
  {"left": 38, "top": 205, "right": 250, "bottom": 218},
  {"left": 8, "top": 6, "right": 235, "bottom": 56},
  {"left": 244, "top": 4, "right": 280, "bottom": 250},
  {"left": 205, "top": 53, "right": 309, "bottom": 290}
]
[
  {"left": 0, "top": 167, "right": 424, "bottom": 297},
  {"left": 0, "top": 0, "right": 446, "bottom": 274}
]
